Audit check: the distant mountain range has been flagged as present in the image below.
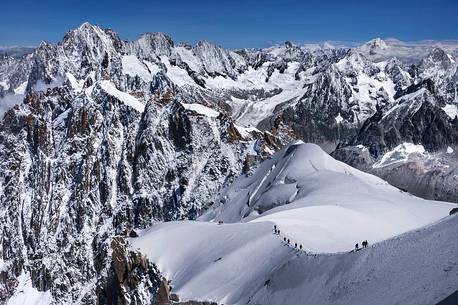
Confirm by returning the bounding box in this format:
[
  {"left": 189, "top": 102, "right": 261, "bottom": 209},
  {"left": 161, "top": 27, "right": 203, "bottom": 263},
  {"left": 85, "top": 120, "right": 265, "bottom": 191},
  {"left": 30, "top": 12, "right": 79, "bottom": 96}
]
[
  {"left": 3, "top": 36, "right": 458, "bottom": 61},
  {"left": 0, "top": 46, "right": 35, "bottom": 58}
]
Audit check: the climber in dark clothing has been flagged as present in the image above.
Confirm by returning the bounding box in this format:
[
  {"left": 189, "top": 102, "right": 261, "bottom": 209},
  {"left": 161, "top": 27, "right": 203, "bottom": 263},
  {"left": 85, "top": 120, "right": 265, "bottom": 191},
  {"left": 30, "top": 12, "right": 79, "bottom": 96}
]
[
  {"left": 355, "top": 243, "right": 359, "bottom": 251},
  {"left": 284, "top": 237, "right": 286, "bottom": 242},
  {"left": 295, "top": 243, "right": 297, "bottom": 248},
  {"left": 362, "top": 240, "right": 368, "bottom": 248},
  {"left": 300, "top": 245, "right": 302, "bottom": 250}
]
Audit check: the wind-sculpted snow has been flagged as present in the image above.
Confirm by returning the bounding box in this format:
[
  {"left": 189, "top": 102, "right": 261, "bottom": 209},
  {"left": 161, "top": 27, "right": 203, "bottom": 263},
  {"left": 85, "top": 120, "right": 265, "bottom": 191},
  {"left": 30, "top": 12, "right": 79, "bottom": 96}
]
[
  {"left": 99, "top": 80, "right": 145, "bottom": 112},
  {"left": 133, "top": 216, "right": 458, "bottom": 305},
  {"left": 200, "top": 143, "right": 453, "bottom": 251},
  {"left": 132, "top": 143, "right": 457, "bottom": 305}
]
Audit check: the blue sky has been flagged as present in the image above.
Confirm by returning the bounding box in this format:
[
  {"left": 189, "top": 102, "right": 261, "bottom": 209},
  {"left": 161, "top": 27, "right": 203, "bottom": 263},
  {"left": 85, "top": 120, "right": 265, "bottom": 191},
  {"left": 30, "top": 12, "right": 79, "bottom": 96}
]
[{"left": 1, "top": 0, "right": 457, "bottom": 48}]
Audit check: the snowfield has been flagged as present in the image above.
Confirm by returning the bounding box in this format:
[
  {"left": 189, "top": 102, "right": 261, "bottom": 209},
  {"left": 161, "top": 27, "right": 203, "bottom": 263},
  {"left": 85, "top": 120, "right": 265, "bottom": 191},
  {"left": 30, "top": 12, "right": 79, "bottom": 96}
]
[
  {"left": 6, "top": 272, "right": 52, "bottom": 305},
  {"left": 181, "top": 103, "right": 220, "bottom": 118},
  {"left": 372, "top": 142, "right": 428, "bottom": 168},
  {"left": 99, "top": 80, "right": 145, "bottom": 112},
  {"left": 121, "top": 55, "right": 154, "bottom": 82},
  {"left": 443, "top": 103, "right": 458, "bottom": 120},
  {"left": 132, "top": 142, "right": 457, "bottom": 305}
]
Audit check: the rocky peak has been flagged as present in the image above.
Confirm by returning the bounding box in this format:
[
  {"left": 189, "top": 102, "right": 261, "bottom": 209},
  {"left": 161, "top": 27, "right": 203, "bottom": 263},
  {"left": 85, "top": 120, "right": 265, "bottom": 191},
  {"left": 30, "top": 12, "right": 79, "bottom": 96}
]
[
  {"left": 420, "top": 47, "right": 453, "bottom": 74},
  {"left": 63, "top": 22, "right": 121, "bottom": 49},
  {"left": 33, "top": 41, "right": 58, "bottom": 59},
  {"left": 61, "top": 22, "right": 122, "bottom": 62},
  {"left": 133, "top": 32, "right": 175, "bottom": 58},
  {"left": 23, "top": 22, "right": 125, "bottom": 90},
  {"left": 193, "top": 40, "right": 237, "bottom": 79},
  {"left": 353, "top": 85, "right": 457, "bottom": 157},
  {"left": 336, "top": 49, "right": 379, "bottom": 77},
  {"left": 235, "top": 48, "right": 273, "bottom": 69},
  {"left": 385, "top": 57, "right": 412, "bottom": 91},
  {"left": 385, "top": 56, "right": 402, "bottom": 69}
]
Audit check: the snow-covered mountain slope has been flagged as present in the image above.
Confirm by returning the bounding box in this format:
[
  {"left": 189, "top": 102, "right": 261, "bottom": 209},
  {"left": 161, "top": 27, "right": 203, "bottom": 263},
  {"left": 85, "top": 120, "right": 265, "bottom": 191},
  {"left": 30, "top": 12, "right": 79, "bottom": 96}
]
[
  {"left": 133, "top": 216, "right": 458, "bottom": 305},
  {"left": 200, "top": 143, "right": 453, "bottom": 251},
  {"left": 0, "top": 22, "right": 458, "bottom": 304},
  {"left": 132, "top": 143, "right": 457, "bottom": 305}
]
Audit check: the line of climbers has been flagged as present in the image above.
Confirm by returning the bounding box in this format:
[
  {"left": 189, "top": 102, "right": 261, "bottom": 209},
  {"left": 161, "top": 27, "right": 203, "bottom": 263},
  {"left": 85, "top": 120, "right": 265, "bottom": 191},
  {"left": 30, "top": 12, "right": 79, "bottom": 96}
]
[
  {"left": 274, "top": 225, "right": 369, "bottom": 253},
  {"left": 274, "top": 225, "right": 303, "bottom": 251},
  {"left": 355, "top": 240, "right": 369, "bottom": 251}
]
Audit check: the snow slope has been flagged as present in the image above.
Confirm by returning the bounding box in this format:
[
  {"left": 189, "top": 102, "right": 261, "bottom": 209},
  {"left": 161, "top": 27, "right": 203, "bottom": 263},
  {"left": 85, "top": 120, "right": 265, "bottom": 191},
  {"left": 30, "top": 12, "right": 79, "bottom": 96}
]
[
  {"left": 200, "top": 143, "right": 452, "bottom": 252},
  {"left": 99, "top": 80, "right": 145, "bottom": 112},
  {"left": 121, "top": 55, "right": 154, "bottom": 82},
  {"left": 181, "top": 103, "right": 220, "bottom": 118},
  {"left": 6, "top": 272, "right": 52, "bottom": 305},
  {"left": 131, "top": 142, "right": 457, "bottom": 304},
  {"left": 132, "top": 215, "right": 458, "bottom": 305},
  {"left": 443, "top": 104, "right": 458, "bottom": 119},
  {"left": 234, "top": 87, "right": 308, "bottom": 127}
]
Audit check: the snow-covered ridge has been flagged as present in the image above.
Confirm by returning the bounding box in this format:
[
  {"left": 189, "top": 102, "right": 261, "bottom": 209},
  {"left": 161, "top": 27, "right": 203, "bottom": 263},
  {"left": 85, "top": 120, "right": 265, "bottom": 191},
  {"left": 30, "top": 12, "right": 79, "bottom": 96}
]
[
  {"left": 200, "top": 143, "right": 452, "bottom": 252},
  {"left": 133, "top": 215, "right": 458, "bottom": 305},
  {"left": 1, "top": 22, "right": 457, "bottom": 140},
  {"left": 132, "top": 143, "right": 457, "bottom": 305}
]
